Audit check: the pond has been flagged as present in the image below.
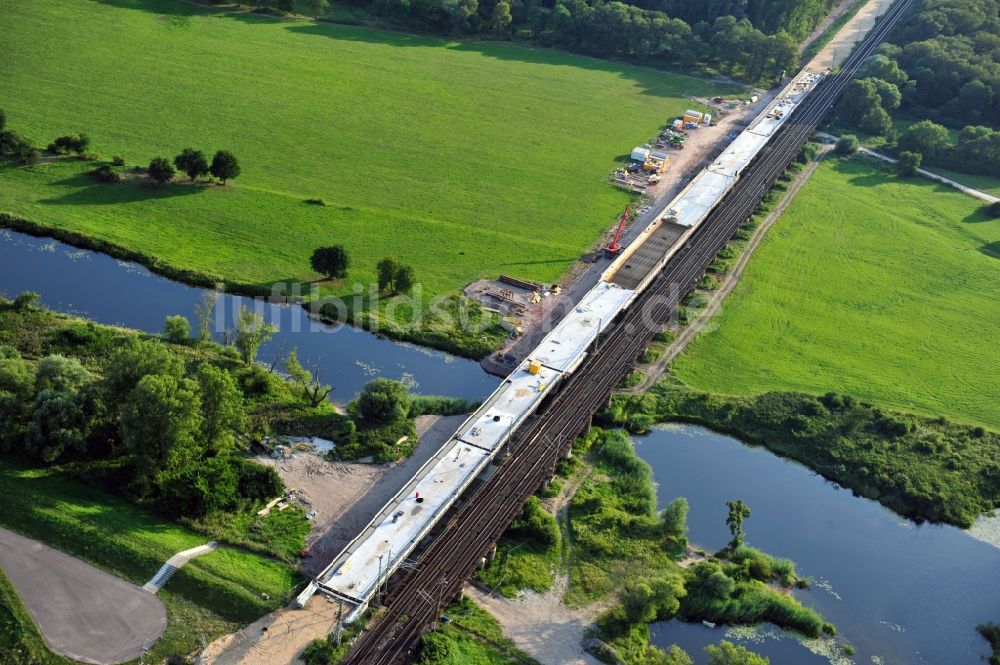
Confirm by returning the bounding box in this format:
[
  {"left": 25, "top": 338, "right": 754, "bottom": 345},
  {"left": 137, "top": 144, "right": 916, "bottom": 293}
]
[
  {"left": 0, "top": 229, "right": 499, "bottom": 404},
  {"left": 634, "top": 423, "right": 1000, "bottom": 665}
]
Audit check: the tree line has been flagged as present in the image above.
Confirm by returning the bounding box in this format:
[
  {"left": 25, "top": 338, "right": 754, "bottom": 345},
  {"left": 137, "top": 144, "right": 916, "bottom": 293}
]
[
  {"left": 832, "top": 0, "right": 1000, "bottom": 179},
  {"left": 238, "top": 0, "right": 827, "bottom": 84}
]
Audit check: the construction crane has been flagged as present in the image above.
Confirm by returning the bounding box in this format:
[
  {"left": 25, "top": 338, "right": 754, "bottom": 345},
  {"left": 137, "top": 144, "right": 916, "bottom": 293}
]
[{"left": 604, "top": 204, "right": 631, "bottom": 257}]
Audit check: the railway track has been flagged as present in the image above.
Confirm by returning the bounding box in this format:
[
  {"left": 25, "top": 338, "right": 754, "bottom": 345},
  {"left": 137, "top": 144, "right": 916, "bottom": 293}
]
[{"left": 342, "top": 3, "right": 913, "bottom": 661}]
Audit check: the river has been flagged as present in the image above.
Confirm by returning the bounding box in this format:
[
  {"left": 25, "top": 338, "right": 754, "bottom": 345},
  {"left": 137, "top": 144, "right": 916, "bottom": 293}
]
[
  {"left": 635, "top": 424, "right": 1000, "bottom": 665},
  {"left": 0, "top": 229, "right": 498, "bottom": 404}
]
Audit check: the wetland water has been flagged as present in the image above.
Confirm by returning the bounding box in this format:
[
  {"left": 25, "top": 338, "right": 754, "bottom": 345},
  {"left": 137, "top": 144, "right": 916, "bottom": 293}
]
[
  {"left": 0, "top": 230, "right": 499, "bottom": 403},
  {"left": 635, "top": 424, "right": 1000, "bottom": 665}
]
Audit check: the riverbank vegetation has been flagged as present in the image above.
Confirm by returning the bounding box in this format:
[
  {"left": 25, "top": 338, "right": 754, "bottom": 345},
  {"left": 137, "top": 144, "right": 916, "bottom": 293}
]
[
  {"left": 0, "top": 0, "right": 739, "bottom": 357},
  {"left": 979, "top": 623, "right": 1000, "bottom": 665},
  {"left": 0, "top": 298, "right": 451, "bottom": 557},
  {"left": 672, "top": 156, "right": 1000, "bottom": 430},
  {"left": 479, "top": 428, "right": 829, "bottom": 665},
  {"left": 604, "top": 382, "right": 1000, "bottom": 528}
]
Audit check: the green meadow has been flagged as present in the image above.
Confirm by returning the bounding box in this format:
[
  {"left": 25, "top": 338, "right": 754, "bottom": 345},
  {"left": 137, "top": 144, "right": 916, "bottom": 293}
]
[
  {"left": 673, "top": 157, "right": 1000, "bottom": 428},
  {"left": 0, "top": 0, "right": 735, "bottom": 301}
]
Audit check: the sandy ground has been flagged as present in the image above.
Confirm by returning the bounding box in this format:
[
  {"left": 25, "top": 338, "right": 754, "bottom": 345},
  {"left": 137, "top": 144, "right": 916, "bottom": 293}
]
[
  {"left": 197, "top": 596, "right": 342, "bottom": 665},
  {"left": 467, "top": 579, "right": 603, "bottom": 665},
  {"left": 807, "top": 0, "right": 896, "bottom": 71},
  {"left": 0, "top": 527, "right": 166, "bottom": 665}
]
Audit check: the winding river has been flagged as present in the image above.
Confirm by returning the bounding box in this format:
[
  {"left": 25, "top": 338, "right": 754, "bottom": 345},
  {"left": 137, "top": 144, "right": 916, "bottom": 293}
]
[
  {"left": 0, "top": 229, "right": 498, "bottom": 403},
  {"left": 635, "top": 424, "right": 1000, "bottom": 665},
  {"left": 5, "top": 228, "right": 999, "bottom": 664}
]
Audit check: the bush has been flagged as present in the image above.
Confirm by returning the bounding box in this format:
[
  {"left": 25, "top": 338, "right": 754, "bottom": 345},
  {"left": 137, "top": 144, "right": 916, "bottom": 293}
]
[
  {"left": 408, "top": 395, "right": 476, "bottom": 417},
  {"left": 48, "top": 134, "right": 90, "bottom": 155},
  {"left": 111, "top": 155, "right": 125, "bottom": 167},
  {"left": 987, "top": 201, "right": 1000, "bottom": 219},
  {"left": 835, "top": 134, "right": 859, "bottom": 155},
  {"left": 163, "top": 315, "right": 191, "bottom": 343},
  {"left": 357, "top": 378, "right": 412, "bottom": 423},
  {"left": 89, "top": 163, "right": 121, "bottom": 183},
  {"left": 897, "top": 150, "right": 922, "bottom": 176},
  {"left": 305, "top": 197, "right": 327, "bottom": 206}
]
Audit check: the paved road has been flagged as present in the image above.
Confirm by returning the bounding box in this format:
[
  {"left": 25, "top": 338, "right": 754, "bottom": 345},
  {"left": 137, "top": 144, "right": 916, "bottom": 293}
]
[{"left": 0, "top": 527, "right": 167, "bottom": 665}]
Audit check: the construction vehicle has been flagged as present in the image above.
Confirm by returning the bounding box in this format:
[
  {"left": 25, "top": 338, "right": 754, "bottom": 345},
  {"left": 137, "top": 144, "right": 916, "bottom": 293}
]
[{"left": 604, "top": 205, "right": 631, "bottom": 257}]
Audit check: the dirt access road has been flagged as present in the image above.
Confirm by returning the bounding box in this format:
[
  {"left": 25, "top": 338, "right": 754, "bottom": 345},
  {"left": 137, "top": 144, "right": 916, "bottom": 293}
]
[{"left": 0, "top": 527, "right": 167, "bottom": 665}]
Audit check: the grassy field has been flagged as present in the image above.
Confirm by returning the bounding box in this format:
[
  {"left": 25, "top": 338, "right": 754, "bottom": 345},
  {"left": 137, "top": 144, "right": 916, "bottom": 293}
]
[
  {"left": 0, "top": 0, "right": 735, "bottom": 304},
  {"left": 0, "top": 458, "right": 299, "bottom": 662},
  {"left": 673, "top": 156, "right": 1000, "bottom": 428}
]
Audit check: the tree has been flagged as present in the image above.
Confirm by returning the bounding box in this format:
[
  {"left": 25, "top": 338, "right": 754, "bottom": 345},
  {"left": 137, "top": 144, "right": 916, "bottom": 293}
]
[
  {"left": 26, "top": 387, "right": 97, "bottom": 463},
  {"left": 869, "top": 78, "right": 902, "bottom": 111},
  {"left": 210, "top": 150, "right": 240, "bottom": 184},
  {"left": 491, "top": 0, "right": 512, "bottom": 37},
  {"left": 834, "top": 134, "right": 859, "bottom": 156},
  {"left": 725, "top": 499, "right": 751, "bottom": 549},
  {"left": 661, "top": 497, "right": 689, "bottom": 541},
  {"left": 120, "top": 373, "right": 203, "bottom": 493},
  {"left": 305, "top": 0, "right": 330, "bottom": 16},
  {"left": 622, "top": 582, "right": 657, "bottom": 624},
  {"left": 704, "top": 570, "right": 735, "bottom": 599},
  {"left": 148, "top": 156, "right": 175, "bottom": 185},
  {"left": 897, "top": 151, "right": 922, "bottom": 176},
  {"left": 195, "top": 363, "right": 246, "bottom": 455},
  {"left": 357, "top": 378, "right": 412, "bottom": 423},
  {"left": 163, "top": 315, "right": 191, "bottom": 343},
  {"left": 837, "top": 79, "right": 881, "bottom": 122},
  {"left": 234, "top": 305, "right": 277, "bottom": 366},
  {"left": 194, "top": 289, "right": 219, "bottom": 342},
  {"left": 0, "top": 348, "right": 35, "bottom": 451},
  {"left": 104, "top": 338, "right": 184, "bottom": 406},
  {"left": 898, "top": 120, "right": 950, "bottom": 160},
  {"left": 286, "top": 350, "right": 333, "bottom": 407},
  {"left": 310, "top": 245, "right": 349, "bottom": 280},
  {"left": 394, "top": 265, "right": 415, "bottom": 294},
  {"left": 705, "top": 640, "right": 769, "bottom": 665},
  {"left": 649, "top": 574, "right": 686, "bottom": 618},
  {"left": 859, "top": 105, "right": 892, "bottom": 136},
  {"left": 34, "top": 355, "right": 93, "bottom": 393},
  {"left": 174, "top": 148, "right": 209, "bottom": 182},
  {"left": 377, "top": 256, "right": 402, "bottom": 293}
]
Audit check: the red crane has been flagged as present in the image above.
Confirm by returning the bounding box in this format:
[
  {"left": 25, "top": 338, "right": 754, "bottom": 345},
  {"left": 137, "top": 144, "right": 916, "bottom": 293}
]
[{"left": 605, "top": 204, "right": 631, "bottom": 257}]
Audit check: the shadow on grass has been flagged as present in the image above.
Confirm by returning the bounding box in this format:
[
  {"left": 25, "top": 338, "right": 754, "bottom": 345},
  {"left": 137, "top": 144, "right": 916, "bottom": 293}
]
[
  {"left": 39, "top": 172, "right": 209, "bottom": 206},
  {"left": 979, "top": 241, "right": 1000, "bottom": 260}
]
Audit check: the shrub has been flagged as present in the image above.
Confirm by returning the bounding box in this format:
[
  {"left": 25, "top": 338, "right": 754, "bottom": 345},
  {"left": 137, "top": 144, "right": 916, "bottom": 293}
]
[
  {"left": 111, "top": 155, "right": 125, "bottom": 167},
  {"left": 163, "top": 315, "right": 191, "bottom": 343},
  {"left": 357, "top": 378, "right": 411, "bottom": 423},
  {"left": 835, "top": 134, "right": 859, "bottom": 155},
  {"left": 987, "top": 201, "right": 1000, "bottom": 219},
  {"left": 48, "top": 134, "right": 90, "bottom": 155},
  {"left": 89, "top": 163, "right": 121, "bottom": 183},
  {"left": 12, "top": 291, "right": 42, "bottom": 311},
  {"left": 897, "top": 150, "right": 922, "bottom": 176},
  {"left": 305, "top": 197, "right": 327, "bottom": 206}
]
